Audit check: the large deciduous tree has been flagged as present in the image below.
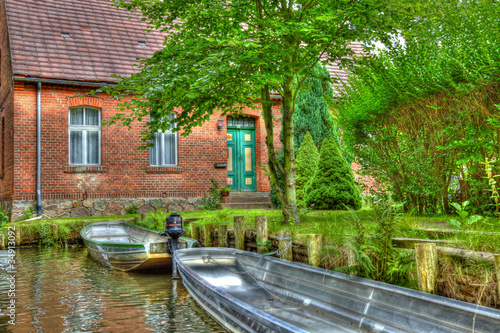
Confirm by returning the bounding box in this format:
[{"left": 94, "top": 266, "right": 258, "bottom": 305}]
[
  {"left": 107, "top": 0, "right": 418, "bottom": 222},
  {"left": 336, "top": 0, "right": 500, "bottom": 214}
]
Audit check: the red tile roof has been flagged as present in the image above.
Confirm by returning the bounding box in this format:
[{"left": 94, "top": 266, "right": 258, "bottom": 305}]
[
  {"left": 5, "top": 0, "right": 362, "bottom": 87},
  {"left": 323, "top": 43, "right": 365, "bottom": 95},
  {"left": 5, "top": 0, "right": 165, "bottom": 82}
]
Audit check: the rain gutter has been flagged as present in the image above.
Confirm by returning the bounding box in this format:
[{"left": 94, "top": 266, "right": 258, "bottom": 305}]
[{"left": 13, "top": 76, "right": 112, "bottom": 87}]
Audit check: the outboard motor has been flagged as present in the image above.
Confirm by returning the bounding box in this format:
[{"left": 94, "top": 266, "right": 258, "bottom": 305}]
[{"left": 161, "top": 212, "right": 185, "bottom": 278}]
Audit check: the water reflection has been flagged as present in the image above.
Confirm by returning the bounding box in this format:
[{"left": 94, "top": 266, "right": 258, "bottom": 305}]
[{"left": 0, "top": 247, "right": 224, "bottom": 332}]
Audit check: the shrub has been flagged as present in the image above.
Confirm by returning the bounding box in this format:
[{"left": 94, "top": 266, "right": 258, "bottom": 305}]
[
  {"left": 201, "top": 179, "right": 222, "bottom": 210},
  {"left": 295, "top": 132, "right": 319, "bottom": 205},
  {"left": 23, "top": 205, "right": 35, "bottom": 220},
  {"left": 126, "top": 204, "right": 139, "bottom": 214},
  {"left": 0, "top": 208, "right": 9, "bottom": 226},
  {"left": 305, "top": 137, "right": 362, "bottom": 210}
]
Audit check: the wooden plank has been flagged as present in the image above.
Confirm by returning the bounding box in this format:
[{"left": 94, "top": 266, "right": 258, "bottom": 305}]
[
  {"left": 418, "top": 228, "right": 500, "bottom": 237},
  {"left": 415, "top": 243, "right": 438, "bottom": 294},
  {"left": 392, "top": 238, "right": 457, "bottom": 249},
  {"left": 436, "top": 246, "right": 495, "bottom": 264}
]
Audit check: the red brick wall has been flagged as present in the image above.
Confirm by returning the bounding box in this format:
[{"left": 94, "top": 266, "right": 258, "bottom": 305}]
[
  {"left": 10, "top": 83, "right": 282, "bottom": 202},
  {"left": 0, "top": 0, "right": 15, "bottom": 206}
]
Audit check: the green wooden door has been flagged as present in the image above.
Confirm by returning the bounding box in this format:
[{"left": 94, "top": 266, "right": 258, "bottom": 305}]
[{"left": 227, "top": 124, "right": 257, "bottom": 192}]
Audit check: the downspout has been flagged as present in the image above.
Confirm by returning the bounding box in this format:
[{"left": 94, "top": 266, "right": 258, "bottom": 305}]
[{"left": 36, "top": 82, "right": 42, "bottom": 216}]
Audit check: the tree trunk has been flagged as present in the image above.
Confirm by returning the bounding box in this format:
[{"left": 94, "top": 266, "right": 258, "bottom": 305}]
[
  {"left": 261, "top": 81, "right": 300, "bottom": 223},
  {"left": 281, "top": 76, "right": 300, "bottom": 222}
]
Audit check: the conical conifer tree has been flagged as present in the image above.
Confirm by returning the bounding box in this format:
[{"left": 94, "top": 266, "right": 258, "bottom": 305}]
[
  {"left": 292, "top": 63, "right": 339, "bottom": 150},
  {"left": 296, "top": 132, "right": 319, "bottom": 204},
  {"left": 305, "top": 137, "right": 362, "bottom": 210}
]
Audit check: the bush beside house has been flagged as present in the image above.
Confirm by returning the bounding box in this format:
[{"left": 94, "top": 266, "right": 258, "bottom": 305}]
[
  {"left": 305, "top": 137, "right": 362, "bottom": 210},
  {"left": 295, "top": 132, "right": 319, "bottom": 206}
]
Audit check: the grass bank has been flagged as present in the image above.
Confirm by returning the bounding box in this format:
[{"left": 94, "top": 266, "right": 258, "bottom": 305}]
[{"left": 1, "top": 207, "right": 498, "bottom": 308}]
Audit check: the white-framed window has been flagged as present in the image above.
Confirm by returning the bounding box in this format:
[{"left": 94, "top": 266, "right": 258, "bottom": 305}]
[
  {"left": 69, "top": 107, "right": 101, "bottom": 165},
  {"left": 150, "top": 114, "right": 177, "bottom": 166}
]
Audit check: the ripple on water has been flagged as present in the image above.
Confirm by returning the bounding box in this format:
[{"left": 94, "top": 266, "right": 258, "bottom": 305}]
[{"left": 0, "top": 247, "right": 226, "bottom": 332}]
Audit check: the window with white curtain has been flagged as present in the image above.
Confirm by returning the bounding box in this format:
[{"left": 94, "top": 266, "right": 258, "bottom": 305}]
[
  {"left": 150, "top": 114, "right": 177, "bottom": 166},
  {"left": 69, "top": 107, "right": 101, "bottom": 165}
]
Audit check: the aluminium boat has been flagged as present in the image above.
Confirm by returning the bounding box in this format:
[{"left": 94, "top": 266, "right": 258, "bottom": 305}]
[
  {"left": 81, "top": 222, "right": 198, "bottom": 271},
  {"left": 174, "top": 247, "right": 500, "bottom": 333}
]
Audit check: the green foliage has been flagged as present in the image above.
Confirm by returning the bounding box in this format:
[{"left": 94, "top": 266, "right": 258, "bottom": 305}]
[
  {"left": 336, "top": 0, "right": 500, "bottom": 214},
  {"left": 201, "top": 179, "right": 222, "bottom": 211},
  {"left": 107, "top": 0, "right": 420, "bottom": 223},
  {"left": 270, "top": 64, "right": 342, "bottom": 211},
  {"left": 35, "top": 223, "right": 55, "bottom": 247},
  {"left": 337, "top": 197, "right": 417, "bottom": 288},
  {"left": 279, "top": 63, "right": 340, "bottom": 151},
  {"left": 214, "top": 207, "right": 233, "bottom": 224},
  {"left": 481, "top": 158, "right": 500, "bottom": 215},
  {"left": 305, "top": 138, "right": 362, "bottom": 210},
  {"left": 447, "top": 201, "right": 484, "bottom": 230},
  {"left": 148, "top": 206, "right": 168, "bottom": 231},
  {"left": 57, "top": 225, "right": 70, "bottom": 247},
  {"left": 295, "top": 132, "right": 319, "bottom": 205},
  {"left": 0, "top": 208, "right": 9, "bottom": 226},
  {"left": 23, "top": 205, "right": 35, "bottom": 220},
  {"left": 125, "top": 204, "right": 139, "bottom": 214}
]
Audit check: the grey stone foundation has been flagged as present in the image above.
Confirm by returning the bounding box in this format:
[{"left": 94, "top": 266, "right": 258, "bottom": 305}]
[{"left": 9, "top": 197, "right": 203, "bottom": 221}]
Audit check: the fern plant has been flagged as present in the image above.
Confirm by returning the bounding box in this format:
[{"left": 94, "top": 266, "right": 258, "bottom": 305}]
[{"left": 337, "top": 196, "right": 416, "bottom": 288}]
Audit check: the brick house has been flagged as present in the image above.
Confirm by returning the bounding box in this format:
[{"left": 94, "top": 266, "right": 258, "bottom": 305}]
[{"left": 0, "top": 0, "right": 371, "bottom": 221}]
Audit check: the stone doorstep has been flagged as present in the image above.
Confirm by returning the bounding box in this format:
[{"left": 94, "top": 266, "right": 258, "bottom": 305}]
[
  {"left": 220, "top": 196, "right": 270, "bottom": 203},
  {"left": 217, "top": 202, "right": 273, "bottom": 210},
  {"left": 229, "top": 192, "right": 270, "bottom": 198}
]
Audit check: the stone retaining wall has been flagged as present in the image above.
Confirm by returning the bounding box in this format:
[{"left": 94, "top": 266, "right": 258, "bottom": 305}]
[{"left": 10, "top": 197, "right": 203, "bottom": 221}]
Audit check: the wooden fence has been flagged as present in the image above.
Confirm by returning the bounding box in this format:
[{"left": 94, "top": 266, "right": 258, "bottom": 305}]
[
  {"left": 186, "top": 215, "right": 500, "bottom": 302},
  {"left": 2, "top": 214, "right": 498, "bottom": 302}
]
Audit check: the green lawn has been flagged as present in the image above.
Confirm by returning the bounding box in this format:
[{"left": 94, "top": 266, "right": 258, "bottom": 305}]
[{"left": 2, "top": 207, "right": 499, "bottom": 252}]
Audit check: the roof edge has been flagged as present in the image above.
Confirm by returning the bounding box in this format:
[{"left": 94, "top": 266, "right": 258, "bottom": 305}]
[{"left": 12, "top": 76, "right": 113, "bottom": 87}]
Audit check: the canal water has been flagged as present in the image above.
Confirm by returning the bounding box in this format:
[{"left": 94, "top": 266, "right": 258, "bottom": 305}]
[{"left": 0, "top": 247, "right": 225, "bottom": 332}]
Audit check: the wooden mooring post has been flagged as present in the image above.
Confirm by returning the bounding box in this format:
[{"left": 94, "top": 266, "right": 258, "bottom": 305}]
[
  {"left": 204, "top": 223, "right": 214, "bottom": 247},
  {"left": 256, "top": 215, "right": 268, "bottom": 254},
  {"left": 0, "top": 234, "right": 4, "bottom": 250},
  {"left": 234, "top": 216, "right": 245, "bottom": 250},
  {"left": 15, "top": 227, "right": 21, "bottom": 246},
  {"left": 415, "top": 243, "right": 438, "bottom": 294},
  {"left": 307, "top": 234, "right": 322, "bottom": 267},
  {"left": 495, "top": 254, "right": 500, "bottom": 304},
  {"left": 278, "top": 230, "right": 293, "bottom": 261},
  {"left": 218, "top": 225, "right": 228, "bottom": 247},
  {"left": 52, "top": 224, "right": 59, "bottom": 240},
  {"left": 191, "top": 223, "right": 200, "bottom": 242}
]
